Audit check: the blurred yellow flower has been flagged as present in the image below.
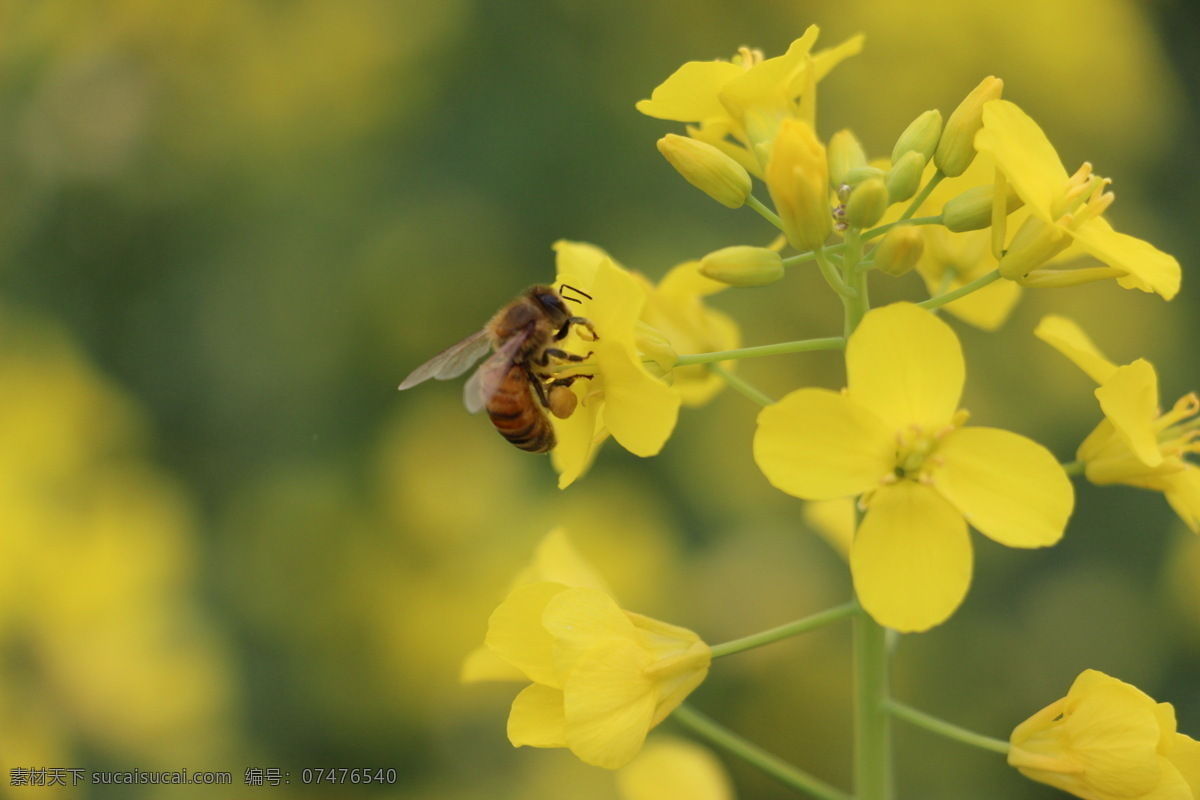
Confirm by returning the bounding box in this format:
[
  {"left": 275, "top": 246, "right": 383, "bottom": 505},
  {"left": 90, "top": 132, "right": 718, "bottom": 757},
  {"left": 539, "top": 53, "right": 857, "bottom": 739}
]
[
  {"left": 486, "top": 583, "right": 710, "bottom": 769},
  {"left": 636, "top": 26, "right": 863, "bottom": 176},
  {"left": 1009, "top": 669, "right": 1200, "bottom": 800},
  {"left": 754, "top": 303, "right": 1073, "bottom": 631},
  {"left": 1036, "top": 315, "right": 1200, "bottom": 532},
  {"left": 976, "top": 100, "right": 1181, "bottom": 298},
  {"left": 617, "top": 736, "right": 735, "bottom": 800},
  {"left": 634, "top": 260, "right": 740, "bottom": 407}
]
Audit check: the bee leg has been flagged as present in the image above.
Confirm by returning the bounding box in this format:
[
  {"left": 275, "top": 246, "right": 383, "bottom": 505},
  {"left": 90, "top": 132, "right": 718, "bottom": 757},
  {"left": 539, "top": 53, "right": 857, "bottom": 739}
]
[
  {"left": 527, "top": 372, "right": 553, "bottom": 409},
  {"left": 535, "top": 347, "right": 593, "bottom": 367},
  {"left": 555, "top": 317, "right": 599, "bottom": 342}
]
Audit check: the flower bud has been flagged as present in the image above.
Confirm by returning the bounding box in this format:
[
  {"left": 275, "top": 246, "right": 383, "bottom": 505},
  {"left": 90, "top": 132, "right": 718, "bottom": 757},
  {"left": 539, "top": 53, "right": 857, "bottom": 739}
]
[
  {"left": 842, "top": 165, "right": 888, "bottom": 186},
  {"left": 657, "top": 134, "right": 752, "bottom": 209},
  {"left": 934, "top": 76, "right": 1003, "bottom": 177},
  {"left": 844, "top": 178, "right": 889, "bottom": 229},
  {"left": 942, "top": 183, "right": 1024, "bottom": 232},
  {"left": 872, "top": 226, "right": 924, "bottom": 277},
  {"left": 890, "top": 109, "right": 943, "bottom": 164},
  {"left": 885, "top": 151, "right": 926, "bottom": 203},
  {"left": 765, "top": 119, "right": 831, "bottom": 251},
  {"left": 828, "top": 129, "right": 868, "bottom": 192},
  {"left": 699, "top": 245, "right": 785, "bottom": 287}
]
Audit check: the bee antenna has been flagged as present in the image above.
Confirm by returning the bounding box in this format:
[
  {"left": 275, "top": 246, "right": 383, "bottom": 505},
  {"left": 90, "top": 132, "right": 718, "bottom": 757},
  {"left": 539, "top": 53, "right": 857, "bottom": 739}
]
[{"left": 559, "top": 283, "right": 592, "bottom": 304}]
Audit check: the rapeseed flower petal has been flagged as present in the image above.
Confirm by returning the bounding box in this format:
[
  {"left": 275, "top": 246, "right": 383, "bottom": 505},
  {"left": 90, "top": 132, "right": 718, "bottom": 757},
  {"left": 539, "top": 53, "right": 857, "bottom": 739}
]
[
  {"left": 934, "top": 427, "right": 1073, "bottom": 548},
  {"left": 846, "top": 301, "right": 964, "bottom": 433},
  {"left": 851, "top": 481, "right": 972, "bottom": 632},
  {"left": 754, "top": 388, "right": 896, "bottom": 500}
]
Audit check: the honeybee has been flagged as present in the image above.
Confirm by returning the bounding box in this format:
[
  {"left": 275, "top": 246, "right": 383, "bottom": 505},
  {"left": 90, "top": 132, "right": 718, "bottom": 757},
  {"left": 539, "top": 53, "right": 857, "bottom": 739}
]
[{"left": 397, "top": 284, "right": 598, "bottom": 453}]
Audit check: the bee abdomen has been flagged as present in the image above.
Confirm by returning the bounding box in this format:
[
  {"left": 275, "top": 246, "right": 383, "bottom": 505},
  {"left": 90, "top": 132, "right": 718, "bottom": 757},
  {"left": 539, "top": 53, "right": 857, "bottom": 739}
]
[{"left": 487, "top": 366, "right": 555, "bottom": 453}]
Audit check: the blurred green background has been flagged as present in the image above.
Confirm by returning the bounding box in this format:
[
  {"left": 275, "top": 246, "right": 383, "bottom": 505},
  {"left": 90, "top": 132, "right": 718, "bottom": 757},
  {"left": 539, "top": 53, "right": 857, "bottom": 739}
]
[{"left": 1, "top": 0, "right": 1197, "bottom": 798}]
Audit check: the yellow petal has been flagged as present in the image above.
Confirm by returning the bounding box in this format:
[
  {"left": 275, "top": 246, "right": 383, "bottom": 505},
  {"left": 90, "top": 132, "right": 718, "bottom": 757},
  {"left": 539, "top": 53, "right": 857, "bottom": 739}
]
[
  {"left": 847, "top": 303, "right": 964, "bottom": 434},
  {"left": 975, "top": 100, "right": 1068, "bottom": 220},
  {"left": 1033, "top": 314, "right": 1119, "bottom": 385},
  {"left": 851, "top": 481, "right": 973, "bottom": 632},
  {"left": 1095, "top": 360, "right": 1163, "bottom": 468},
  {"left": 509, "top": 527, "right": 614, "bottom": 595},
  {"left": 508, "top": 683, "right": 568, "bottom": 748},
  {"left": 598, "top": 339, "right": 681, "bottom": 457},
  {"left": 934, "top": 427, "right": 1073, "bottom": 548},
  {"left": 1169, "top": 732, "right": 1200, "bottom": 796},
  {"left": 754, "top": 388, "right": 895, "bottom": 500},
  {"left": 1163, "top": 470, "right": 1200, "bottom": 534},
  {"left": 1070, "top": 217, "right": 1182, "bottom": 300},
  {"left": 719, "top": 28, "right": 819, "bottom": 117},
  {"left": 635, "top": 60, "right": 745, "bottom": 122},
  {"left": 811, "top": 33, "right": 865, "bottom": 82},
  {"left": 550, "top": 390, "right": 603, "bottom": 489},
  {"left": 553, "top": 239, "right": 619, "bottom": 292},
  {"left": 461, "top": 644, "right": 527, "bottom": 683},
  {"left": 563, "top": 639, "right": 657, "bottom": 769},
  {"left": 543, "top": 588, "right": 640, "bottom": 683},
  {"left": 616, "top": 737, "right": 735, "bottom": 800},
  {"left": 486, "top": 582, "right": 569, "bottom": 687}
]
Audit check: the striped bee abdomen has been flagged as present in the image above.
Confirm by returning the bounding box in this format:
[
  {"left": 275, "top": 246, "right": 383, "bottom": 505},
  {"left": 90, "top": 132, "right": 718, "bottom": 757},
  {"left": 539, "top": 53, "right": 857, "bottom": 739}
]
[{"left": 487, "top": 365, "right": 555, "bottom": 453}]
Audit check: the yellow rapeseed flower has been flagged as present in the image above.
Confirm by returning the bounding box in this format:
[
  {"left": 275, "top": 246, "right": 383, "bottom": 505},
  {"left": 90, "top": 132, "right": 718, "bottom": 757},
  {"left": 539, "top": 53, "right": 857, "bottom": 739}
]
[
  {"left": 1036, "top": 315, "right": 1200, "bottom": 532},
  {"left": 765, "top": 118, "right": 832, "bottom": 252},
  {"left": 754, "top": 303, "right": 1073, "bottom": 631},
  {"left": 549, "top": 242, "right": 683, "bottom": 489},
  {"left": 1009, "top": 669, "right": 1200, "bottom": 800},
  {"left": 635, "top": 26, "right": 863, "bottom": 176},
  {"left": 975, "top": 100, "right": 1181, "bottom": 298},
  {"left": 484, "top": 582, "right": 710, "bottom": 769},
  {"left": 617, "top": 736, "right": 734, "bottom": 800}
]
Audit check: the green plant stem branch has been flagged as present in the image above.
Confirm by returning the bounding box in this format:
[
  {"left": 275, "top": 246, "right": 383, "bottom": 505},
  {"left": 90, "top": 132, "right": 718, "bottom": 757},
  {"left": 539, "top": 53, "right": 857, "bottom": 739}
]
[
  {"left": 746, "top": 194, "right": 784, "bottom": 230},
  {"left": 815, "top": 247, "right": 858, "bottom": 300},
  {"left": 917, "top": 269, "right": 1002, "bottom": 311},
  {"left": 672, "top": 704, "right": 852, "bottom": 800},
  {"left": 900, "top": 171, "right": 945, "bottom": 221},
  {"left": 709, "top": 363, "right": 775, "bottom": 407},
  {"left": 710, "top": 602, "right": 858, "bottom": 658},
  {"left": 886, "top": 700, "right": 1011, "bottom": 756},
  {"left": 674, "top": 337, "right": 845, "bottom": 367},
  {"left": 861, "top": 215, "right": 944, "bottom": 243},
  {"left": 853, "top": 608, "right": 892, "bottom": 800},
  {"left": 841, "top": 230, "right": 870, "bottom": 334},
  {"left": 1061, "top": 460, "right": 1086, "bottom": 476}
]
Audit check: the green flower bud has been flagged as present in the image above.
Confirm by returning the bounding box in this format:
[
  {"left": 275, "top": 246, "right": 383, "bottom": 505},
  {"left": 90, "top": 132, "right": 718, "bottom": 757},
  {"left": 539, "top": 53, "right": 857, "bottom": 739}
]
[
  {"left": 891, "top": 109, "right": 943, "bottom": 164},
  {"left": 872, "top": 226, "right": 924, "bottom": 277},
  {"left": 699, "top": 245, "right": 785, "bottom": 287},
  {"left": 885, "top": 151, "right": 926, "bottom": 203},
  {"left": 842, "top": 165, "right": 888, "bottom": 186},
  {"left": 828, "top": 129, "right": 868, "bottom": 192},
  {"left": 844, "top": 178, "right": 889, "bottom": 229},
  {"left": 942, "top": 183, "right": 1024, "bottom": 232},
  {"left": 934, "top": 76, "right": 1003, "bottom": 178},
  {"left": 657, "top": 134, "right": 752, "bottom": 208}
]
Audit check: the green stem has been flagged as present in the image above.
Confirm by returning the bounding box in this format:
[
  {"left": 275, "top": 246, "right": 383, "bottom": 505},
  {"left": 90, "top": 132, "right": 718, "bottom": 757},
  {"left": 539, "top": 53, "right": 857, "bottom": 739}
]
[
  {"left": 709, "top": 363, "right": 774, "bottom": 407},
  {"left": 710, "top": 602, "right": 858, "bottom": 658},
  {"left": 886, "top": 700, "right": 1011, "bottom": 755},
  {"left": 671, "top": 705, "right": 851, "bottom": 800},
  {"left": 814, "top": 247, "right": 858, "bottom": 299},
  {"left": 1061, "top": 460, "right": 1086, "bottom": 476},
  {"left": 674, "top": 337, "right": 845, "bottom": 367},
  {"left": 746, "top": 194, "right": 784, "bottom": 230},
  {"left": 861, "top": 215, "right": 944, "bottom": 243},
  {"left": 899, "top": 171, "right": 945, "bottom": 221},
  {"left": 853, "top": 608, "right": 892, "bottom": 800},
  {"left": 917, "top": 269, "right": 1002, "bottom": 311}
]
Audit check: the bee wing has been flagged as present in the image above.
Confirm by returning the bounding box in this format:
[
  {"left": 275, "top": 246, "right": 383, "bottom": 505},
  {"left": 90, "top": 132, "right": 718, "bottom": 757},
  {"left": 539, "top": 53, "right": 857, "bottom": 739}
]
[
  {"left": 398, "top": 329, "right": 493, "bottom": 390},
  {"left": 463, "top": 328, "right": 530, "bottom": 414}
]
